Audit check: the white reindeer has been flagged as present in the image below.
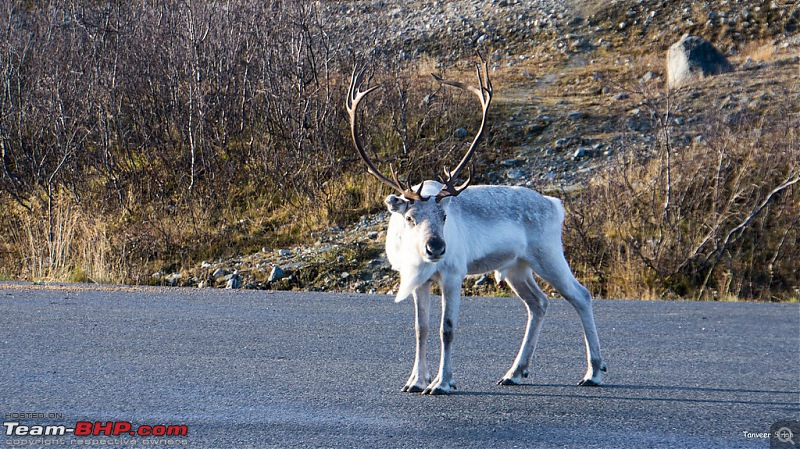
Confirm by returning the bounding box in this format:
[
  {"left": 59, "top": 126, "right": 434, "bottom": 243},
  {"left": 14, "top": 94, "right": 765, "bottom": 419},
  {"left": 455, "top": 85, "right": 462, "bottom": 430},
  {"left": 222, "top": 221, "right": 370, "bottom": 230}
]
[{"left": 346, "top": 62, "right": 606, "bottom": 395}]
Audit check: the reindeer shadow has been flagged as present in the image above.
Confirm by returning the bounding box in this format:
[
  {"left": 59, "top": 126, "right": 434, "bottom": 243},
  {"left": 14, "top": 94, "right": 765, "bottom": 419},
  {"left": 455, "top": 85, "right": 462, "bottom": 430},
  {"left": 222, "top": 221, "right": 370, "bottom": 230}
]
[{"left": 452, "top": 383, "right": 800, "bottom": 409}]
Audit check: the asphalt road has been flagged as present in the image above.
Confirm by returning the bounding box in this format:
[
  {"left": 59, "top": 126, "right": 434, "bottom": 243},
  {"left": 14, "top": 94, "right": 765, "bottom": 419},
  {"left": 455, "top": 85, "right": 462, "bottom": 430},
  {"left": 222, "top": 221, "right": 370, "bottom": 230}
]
[{"left": 0, "top": 283, "right": 798, "bottom": 448}]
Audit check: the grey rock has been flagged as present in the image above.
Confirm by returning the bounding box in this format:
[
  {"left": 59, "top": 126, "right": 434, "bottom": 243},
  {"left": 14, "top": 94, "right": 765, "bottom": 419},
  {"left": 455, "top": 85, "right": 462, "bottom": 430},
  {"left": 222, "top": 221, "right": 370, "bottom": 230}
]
[
  {"left": 526, "top": 122, "right": 548, "bottom": 135},
  {"left": 278, "top": 249, "right": 292, "bottom": 257},
  {"left": 567, "top": 111, "right": 586, "bottom": 120},
  {"left": 225, "top": 274, "right": 242, "bottom": 290},
  {"left": 164, "top": 273, "right": 182, "bottom": 286},
  {"left": 667, "top": 35, "right": 734, "bottom": 88},
  {"left": 506, "top": 168, "right": 525, "bottom": 180},
  {"left": 500, "top": 158, "right": 525, "bottom": 167},
  {"left": 454, "top": 127, "right": 468, "bottom": 139},
  {"left": 741, "top": 57, "right": 761, "bottom": 71},
  {"left": 641, "top": 71, "right": 658, "bottom": 82},
  {"left": 268, "top": 266, "right": 286, "bottom": 283},
  {"left": 212, "top": 268, "right": 229, "bottom": 279},
  {"left": 573, "top": 148, "right": 589, "bottom": 159},
  {"left": 555, "top": 137, "right": 573, "bottom": 148}
]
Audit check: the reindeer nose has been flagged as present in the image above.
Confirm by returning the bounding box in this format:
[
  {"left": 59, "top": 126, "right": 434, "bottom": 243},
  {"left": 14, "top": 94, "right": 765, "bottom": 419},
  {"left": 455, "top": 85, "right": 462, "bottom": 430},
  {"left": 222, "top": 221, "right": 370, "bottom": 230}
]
[{"left": 426, "top": 238, "right": 446, "bottom": 259}]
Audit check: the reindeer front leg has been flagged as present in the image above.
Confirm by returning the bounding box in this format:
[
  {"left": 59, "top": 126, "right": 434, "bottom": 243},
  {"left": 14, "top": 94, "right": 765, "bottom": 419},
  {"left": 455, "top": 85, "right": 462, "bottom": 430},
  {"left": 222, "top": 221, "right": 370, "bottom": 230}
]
[
  {"left": 423, "top": 278, "right": 462, "bottom": 395},
  {"left": 402, "top": 283, "right": 432, "bottom": 392}
]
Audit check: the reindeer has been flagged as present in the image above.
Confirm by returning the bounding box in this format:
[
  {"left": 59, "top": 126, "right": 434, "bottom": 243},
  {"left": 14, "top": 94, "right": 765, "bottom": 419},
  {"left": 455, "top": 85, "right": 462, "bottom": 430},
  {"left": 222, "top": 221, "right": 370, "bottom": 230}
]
[{"left": 346, "top": 61, "right": 606, "bottom": 395}]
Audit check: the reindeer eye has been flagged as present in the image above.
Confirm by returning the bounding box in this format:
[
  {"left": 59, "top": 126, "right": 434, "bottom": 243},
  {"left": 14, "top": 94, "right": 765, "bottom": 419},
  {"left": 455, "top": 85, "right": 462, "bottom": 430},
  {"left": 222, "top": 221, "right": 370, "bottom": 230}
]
[{"left": 405, "top": 215, "right": 415, "bottom": 226}]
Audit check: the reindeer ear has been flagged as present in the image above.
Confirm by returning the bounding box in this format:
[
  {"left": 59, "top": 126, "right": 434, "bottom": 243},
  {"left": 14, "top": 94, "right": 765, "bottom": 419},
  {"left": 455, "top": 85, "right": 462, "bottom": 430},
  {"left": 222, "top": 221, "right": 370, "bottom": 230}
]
[{"left": 385, "top": 195, "right": 410, "bottom": 214}]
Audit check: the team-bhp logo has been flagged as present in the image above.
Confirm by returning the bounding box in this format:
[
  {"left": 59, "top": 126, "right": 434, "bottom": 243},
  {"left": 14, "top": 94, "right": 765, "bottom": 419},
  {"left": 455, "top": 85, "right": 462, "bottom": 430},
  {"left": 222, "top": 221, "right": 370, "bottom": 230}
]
[{"left": 4, "top": 420, "right": 188, "bottom": 437}]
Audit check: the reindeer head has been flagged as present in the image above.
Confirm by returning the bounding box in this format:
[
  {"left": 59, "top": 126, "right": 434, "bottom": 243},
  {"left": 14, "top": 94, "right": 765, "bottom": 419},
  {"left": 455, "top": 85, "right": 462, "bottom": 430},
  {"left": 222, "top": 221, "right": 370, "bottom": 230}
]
[
  {"left": 346, "top": 60, "right": 492, "bottom": 264},
  {"left": 384, "top": 181, "right": 450, "bottom": 262}
]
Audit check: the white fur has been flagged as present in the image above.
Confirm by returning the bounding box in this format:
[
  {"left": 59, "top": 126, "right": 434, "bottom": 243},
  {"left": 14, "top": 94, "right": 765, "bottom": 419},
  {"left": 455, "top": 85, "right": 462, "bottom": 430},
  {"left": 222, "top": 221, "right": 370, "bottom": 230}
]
[{"left": 384, "top": 181, "right": 606, "bottom": 394}]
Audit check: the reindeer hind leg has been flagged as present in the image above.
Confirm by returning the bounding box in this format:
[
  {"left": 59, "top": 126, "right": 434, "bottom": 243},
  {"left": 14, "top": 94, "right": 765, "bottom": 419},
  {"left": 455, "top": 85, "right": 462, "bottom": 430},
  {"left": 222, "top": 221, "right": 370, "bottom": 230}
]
[
  {"left": 532, "top": 252, "right": 606, "bottom": 386},
  {"left": 498, "top": 266, "right": 548, "bottom": 386}
]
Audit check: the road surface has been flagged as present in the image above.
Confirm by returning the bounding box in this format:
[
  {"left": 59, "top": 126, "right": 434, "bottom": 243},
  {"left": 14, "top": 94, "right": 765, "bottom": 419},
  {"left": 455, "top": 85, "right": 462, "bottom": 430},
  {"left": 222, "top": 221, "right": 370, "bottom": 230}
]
[{"left": 0, "top": 283, "right": 798, "bottom": 448}]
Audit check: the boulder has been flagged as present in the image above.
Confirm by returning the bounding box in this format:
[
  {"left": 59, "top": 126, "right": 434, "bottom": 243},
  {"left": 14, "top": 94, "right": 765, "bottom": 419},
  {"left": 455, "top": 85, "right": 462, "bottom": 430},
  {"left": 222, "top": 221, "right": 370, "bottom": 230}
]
[{"left": 667, "top": 35, "right": 733, "bottom": 88}]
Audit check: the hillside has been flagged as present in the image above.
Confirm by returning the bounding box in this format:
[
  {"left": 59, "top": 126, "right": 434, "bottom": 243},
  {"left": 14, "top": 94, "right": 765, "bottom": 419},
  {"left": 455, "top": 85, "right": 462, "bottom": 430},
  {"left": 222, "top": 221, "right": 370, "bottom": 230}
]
[{"left": 1, "top": 0, "right": 797, "bottom": 300}]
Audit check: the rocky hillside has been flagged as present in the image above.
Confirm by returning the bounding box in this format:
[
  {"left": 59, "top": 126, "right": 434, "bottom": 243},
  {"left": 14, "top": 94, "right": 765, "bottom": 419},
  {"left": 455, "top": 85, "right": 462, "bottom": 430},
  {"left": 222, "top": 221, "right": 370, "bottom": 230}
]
[{"left": 159, "top": 0, "right": 799, "bottom": 296}]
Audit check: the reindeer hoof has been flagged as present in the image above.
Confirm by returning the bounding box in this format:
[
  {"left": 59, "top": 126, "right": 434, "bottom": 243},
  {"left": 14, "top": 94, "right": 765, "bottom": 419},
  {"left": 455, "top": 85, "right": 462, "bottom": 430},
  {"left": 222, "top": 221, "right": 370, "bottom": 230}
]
[
  {"left": 578, "top": 361, "right": 607, "bottom": 386},
  {"left": 424, "top": 386, "right": 449, "bottom": 395},
  {"left": 498, "top": 367, "right": 529, "bottom": 385},
  {"left": 401, "top": 384, "right": 425, "bottom": 393},
  {"left": 497, "top": 377, "right": 519, "bottom": 386},
  {"left": 423, "top": 379, "right": 456, "bottom": 395}
]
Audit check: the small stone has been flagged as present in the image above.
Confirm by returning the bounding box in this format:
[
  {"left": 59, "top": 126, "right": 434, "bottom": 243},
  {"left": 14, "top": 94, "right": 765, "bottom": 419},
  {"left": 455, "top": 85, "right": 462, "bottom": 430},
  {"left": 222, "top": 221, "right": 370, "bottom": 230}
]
[
  {"left": 201, "top": 261, "right": 213, "bottom": 269},
  {"left": 641, "top": 71, "right": 657, "bottom": 82},
  {"left": 567, "top": 111, "right": 585, "bottom": 120},
  {"left": 164, "top": 273, "right": 182, "bottom": 286},
  {"left": 341, "top": 272, "right": 351, "bottom": 280},
  {"left": 500, "top": 158, "right": 525, "bottom": 167},
  {"left": 225, "top": 275, "right": 241, "bottom": 289},
  {"left": 555, "top": 137, "right": 573, "bottom": 148},
  {"left": 526, "top": 122, "right": 548, "bottom": 135},
  {"left": 278, "top": 249, "right": 292, "bottom": 257},
  {"left": 573, "top": 148, "right": 593, "bottom": 159},
  {"left": 741, "top": 57, "right": 760, "bottom": 70},
  {"left": 212, "top": 268, "right": 228, "bottom": 279},
  {"left": 453, "top": 127, "right": 468, "bottom": 139},
  {"left": 268, "top": 266, "right": 286, "bottom": 282},
  {"left": 507, "top": 168, "right": 524, "bottom": 179}
]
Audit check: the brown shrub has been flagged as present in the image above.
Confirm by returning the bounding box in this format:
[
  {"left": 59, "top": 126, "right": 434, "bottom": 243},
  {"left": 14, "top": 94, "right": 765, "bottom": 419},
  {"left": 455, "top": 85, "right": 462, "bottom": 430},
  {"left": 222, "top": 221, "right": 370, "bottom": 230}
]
[{"left": 563, "top": 93, "right": 799, "bottom": 301}]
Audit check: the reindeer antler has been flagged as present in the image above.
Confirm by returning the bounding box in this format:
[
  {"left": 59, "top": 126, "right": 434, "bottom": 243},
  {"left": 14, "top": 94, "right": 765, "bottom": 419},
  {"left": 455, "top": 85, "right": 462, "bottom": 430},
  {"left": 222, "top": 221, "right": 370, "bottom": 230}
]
[
  {"left": 346, "top": 59, "right": 492, "bottom": 202},
  {"left": 432, "top": 59, "right": 493, "bottom": 201},
  {"left": 346, "top": 67, "right": 428, "bottom": 202}
]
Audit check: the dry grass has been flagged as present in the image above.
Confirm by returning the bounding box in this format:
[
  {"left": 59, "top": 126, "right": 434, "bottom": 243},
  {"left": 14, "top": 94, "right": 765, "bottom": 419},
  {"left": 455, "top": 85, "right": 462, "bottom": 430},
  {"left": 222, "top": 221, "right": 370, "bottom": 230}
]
[
  {"left": 561, "top": 85, "right": 799, "bottom": 301},
  {"left": 1, "top": 0, "right": 797, "bottom": 301},
  {"left": 742, "top": 41, "right": 778, "bottom": 62}
]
